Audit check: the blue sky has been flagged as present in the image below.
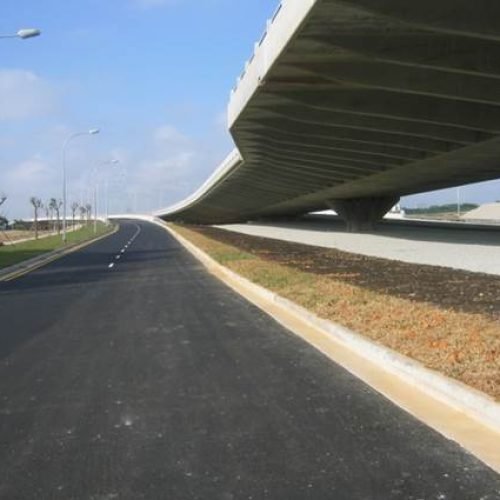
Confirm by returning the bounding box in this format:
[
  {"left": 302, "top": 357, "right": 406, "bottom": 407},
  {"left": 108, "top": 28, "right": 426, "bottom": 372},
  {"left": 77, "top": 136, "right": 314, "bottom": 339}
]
[
  {"left": 0, "top": 0, "right": 499, "bottom": 219},
  {"left": 0, "top": 0, "right": 276, "bottom": 218}
]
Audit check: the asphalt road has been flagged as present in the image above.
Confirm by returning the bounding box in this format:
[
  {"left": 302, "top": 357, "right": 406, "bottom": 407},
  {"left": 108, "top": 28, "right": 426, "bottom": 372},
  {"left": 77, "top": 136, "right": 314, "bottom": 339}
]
[{"left": 0, "top": 220, "right": 499, "bottom": 499}]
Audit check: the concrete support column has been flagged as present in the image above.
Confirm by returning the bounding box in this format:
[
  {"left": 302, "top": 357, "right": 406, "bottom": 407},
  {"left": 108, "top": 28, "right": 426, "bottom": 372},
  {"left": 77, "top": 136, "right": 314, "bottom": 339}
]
[{"left": 328, "top": 196, "right": 400, "bottom": 232}]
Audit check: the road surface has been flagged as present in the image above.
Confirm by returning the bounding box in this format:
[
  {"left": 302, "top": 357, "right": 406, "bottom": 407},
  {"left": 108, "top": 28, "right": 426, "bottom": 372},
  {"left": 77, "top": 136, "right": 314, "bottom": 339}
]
[{"left": 0, "top": 220, "right": 499, "bottom": 499}]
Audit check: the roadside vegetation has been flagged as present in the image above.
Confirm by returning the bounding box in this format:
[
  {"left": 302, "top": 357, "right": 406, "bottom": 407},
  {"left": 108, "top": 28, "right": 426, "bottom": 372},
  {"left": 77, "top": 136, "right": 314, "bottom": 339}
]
[
  {"left": 171, "top": 224, "right": 500, "bottom": 401},
  {"left": 403, "top": 203, "right": 479, "bottom": 215},
  {"left": 402, "top": 202, "right": 479, "bottom": 221},
  {"left": 0, "top": 194, "right": 95, "bottom": 238},
  {"left": 0, "top": 222, "right": 111, "bottom": 270},
  {"left": 0, "top": 193, "right": 103, "bottom": 270}
]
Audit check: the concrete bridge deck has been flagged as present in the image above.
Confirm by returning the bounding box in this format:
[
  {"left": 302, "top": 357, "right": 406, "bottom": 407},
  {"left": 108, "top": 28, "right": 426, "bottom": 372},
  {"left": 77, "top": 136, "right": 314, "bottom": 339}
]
[{"left": 158, "top": 0, "right": 500, "bottom": 230}]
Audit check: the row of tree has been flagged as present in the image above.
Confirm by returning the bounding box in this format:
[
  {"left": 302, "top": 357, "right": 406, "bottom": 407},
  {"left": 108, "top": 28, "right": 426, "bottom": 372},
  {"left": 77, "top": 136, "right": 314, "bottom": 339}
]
[
  {"left": 402, "top": 203, "right": 479, "bottom": 215},
  {"left": 30, "top": 198, "right": 93, "bottom": 239},
  {"left": 0, "top": 194, "right": 94, "bottom": 240}
]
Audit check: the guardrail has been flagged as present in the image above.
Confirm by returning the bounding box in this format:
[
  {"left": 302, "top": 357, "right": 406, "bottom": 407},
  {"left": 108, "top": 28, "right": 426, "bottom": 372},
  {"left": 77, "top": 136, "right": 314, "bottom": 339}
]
[
  {"left": 227, "top": 0, "right": 317, "bottom": 127},
  {"left": 231, "top": 2, "right": 284, "bottom": 94}
]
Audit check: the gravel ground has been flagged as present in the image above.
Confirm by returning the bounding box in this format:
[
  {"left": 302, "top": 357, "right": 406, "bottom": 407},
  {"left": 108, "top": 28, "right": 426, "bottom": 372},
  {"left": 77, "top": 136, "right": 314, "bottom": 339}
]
[{"left": 217, "top": 217, "right": 500, "bottom": 276}]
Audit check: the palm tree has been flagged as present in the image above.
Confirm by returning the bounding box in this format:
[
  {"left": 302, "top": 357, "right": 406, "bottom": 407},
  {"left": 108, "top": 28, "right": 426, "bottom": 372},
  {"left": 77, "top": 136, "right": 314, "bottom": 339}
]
[
  {"left": 0, "top": 195, "right": 7, "bottom": 240},
  {"left": 30, "top": 197, "right": 43, "bottom": 239},
  {"left": 55, "top": 199, "right": 63, "bottom": 234},
  {"left": 79, "top": 205, "right": 86, "bottom": 224},
  {"left": 44, "top": 203, "right": 50, "bottom": 231},
  {"left": 85, "top": 203, "right": 92, "bottom": 225},
  {"left": 47, "top": 199, "right": 55, "bottom": 231},
  {"left": 48, "top": 198, "right": 57, "bottom": 232},
  {"left": 49, "top": 198, "right": 63, "bottom": 234},
  {"left": 71, "top": 202, "right": 79, "bottom": 229}
]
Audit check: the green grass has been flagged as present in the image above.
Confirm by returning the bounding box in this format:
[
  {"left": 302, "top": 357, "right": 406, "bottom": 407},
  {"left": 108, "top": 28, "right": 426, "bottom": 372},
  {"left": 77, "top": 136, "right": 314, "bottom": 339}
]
[
  {"left": 0, "top": 222, "right": 112, "bottom": 270},
  {"left": 211, "top": 249, "right": 254, "bottom": 264}
]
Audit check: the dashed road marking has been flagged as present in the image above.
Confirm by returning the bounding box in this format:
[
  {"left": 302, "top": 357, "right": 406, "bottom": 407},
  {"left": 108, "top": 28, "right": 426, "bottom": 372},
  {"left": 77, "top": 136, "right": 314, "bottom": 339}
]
[{"left": 107, "top": 223, "right": 141, "bottom": 270}]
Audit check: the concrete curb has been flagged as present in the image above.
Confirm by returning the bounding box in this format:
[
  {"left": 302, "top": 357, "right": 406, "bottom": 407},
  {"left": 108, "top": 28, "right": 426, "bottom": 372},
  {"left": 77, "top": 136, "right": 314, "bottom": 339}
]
[
  {"left": 161, "top": 222, "right": 500, "bottom": 472},
  {"left": 0, "top": 224, "right": 118, "bottom": 282}
]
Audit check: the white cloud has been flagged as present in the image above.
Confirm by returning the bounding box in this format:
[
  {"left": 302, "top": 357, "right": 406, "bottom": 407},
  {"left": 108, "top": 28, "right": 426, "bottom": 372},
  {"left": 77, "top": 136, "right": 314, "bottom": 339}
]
[
  {"left": 135, "top": 154, "right": 194, "bottom": 188},
  {"left": 6, "top": 158, "right": 52, "bottom": 185},
  {"left": 0, "top": 69, "right": 57, "bottom": 121},
  {"left": 1, "top": 157, "right": 59, "bottom": 219},
  {"left": 153, "top": 124, "right": 190, "bottom": 145},
  {"left": 135, "top": 125, "right": 196, "bottom": 185},
  {"left": 122, "top": 125, "right": 199, "bottom": 210}
]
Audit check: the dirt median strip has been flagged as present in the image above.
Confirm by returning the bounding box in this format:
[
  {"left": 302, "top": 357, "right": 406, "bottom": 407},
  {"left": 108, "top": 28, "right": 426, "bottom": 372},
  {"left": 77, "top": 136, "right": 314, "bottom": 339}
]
[
  {"left": 201, "top": 225, "right": 500, "bottom": 318},
  {"left": 170, "top": 223, "right": 500, "bottom": 402}
]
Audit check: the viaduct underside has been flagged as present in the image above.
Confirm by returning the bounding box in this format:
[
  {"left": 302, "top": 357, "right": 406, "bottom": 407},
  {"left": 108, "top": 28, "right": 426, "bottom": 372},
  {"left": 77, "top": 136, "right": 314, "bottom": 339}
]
[{"left": 159, "top": 0, "right": 500, "bottom": 231}]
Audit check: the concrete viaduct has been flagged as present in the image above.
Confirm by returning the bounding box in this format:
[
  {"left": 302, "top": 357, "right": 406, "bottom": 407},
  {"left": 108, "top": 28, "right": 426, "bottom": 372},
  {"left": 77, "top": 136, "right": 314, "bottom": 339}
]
[{"left": 157, "top": 0, "right": 500, "bottom": 231}]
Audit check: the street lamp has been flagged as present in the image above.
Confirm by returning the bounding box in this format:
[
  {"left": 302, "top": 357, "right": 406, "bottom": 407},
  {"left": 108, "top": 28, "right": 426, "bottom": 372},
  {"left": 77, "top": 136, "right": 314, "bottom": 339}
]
[
  {"left": 91, "top": 159, "right": 119, "bottom": 232},
  {"left": 62, "top": 129, "right": 100, "bottom": 242},
  {"left": 0, "top": 28, "right": 41, "bottom": 40},
  {"left": 105, "top": 159, "right": 120, "bottom": 219},
  {"left": 93, "top": 179, "right": 99, "bottom": 235}
]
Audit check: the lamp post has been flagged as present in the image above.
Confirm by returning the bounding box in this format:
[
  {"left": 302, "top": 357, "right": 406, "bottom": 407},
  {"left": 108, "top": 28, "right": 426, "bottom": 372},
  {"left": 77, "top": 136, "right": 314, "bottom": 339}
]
[
  {"left": 93, "top": 182, "right": 99, "bottom": 235},
  {"left": 104, "top": 159, "right": 120, "bottom": 220},
  {"left": 91, "top": 159, "right": 119, "bottom": 231},
  {"left": 62, "top": 129, "right": 100, "bottom": 242},
  {"left": 88, "top": 165, "right": 101, "bottom": 235},
  {"left": 0, "top": 28, "right": 41, "bottom": 40}
]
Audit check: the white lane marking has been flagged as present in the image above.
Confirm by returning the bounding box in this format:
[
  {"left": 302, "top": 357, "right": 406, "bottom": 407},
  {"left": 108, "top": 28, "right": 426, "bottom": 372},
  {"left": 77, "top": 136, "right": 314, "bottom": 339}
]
[
  {"left": 107, "top": 223, "right": 142, "bottom": 270},
  {"left": 128, "top": 224, "right": 141, "bottom": 246}
]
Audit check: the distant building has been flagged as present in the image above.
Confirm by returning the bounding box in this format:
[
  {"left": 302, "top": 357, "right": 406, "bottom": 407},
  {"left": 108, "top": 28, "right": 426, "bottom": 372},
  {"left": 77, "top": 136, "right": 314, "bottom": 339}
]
[
  {"left": 388, "top": 203, "right": 405, "bottom": 217},
  {"left": 462, "top": 203, "right": 500, "bottom": 225}
]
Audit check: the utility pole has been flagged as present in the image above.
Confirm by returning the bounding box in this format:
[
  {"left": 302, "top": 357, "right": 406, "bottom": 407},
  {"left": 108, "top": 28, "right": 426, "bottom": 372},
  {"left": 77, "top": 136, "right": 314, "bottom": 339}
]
[{"left": 94, "top": 183, "right": 98, "bottom": 234}]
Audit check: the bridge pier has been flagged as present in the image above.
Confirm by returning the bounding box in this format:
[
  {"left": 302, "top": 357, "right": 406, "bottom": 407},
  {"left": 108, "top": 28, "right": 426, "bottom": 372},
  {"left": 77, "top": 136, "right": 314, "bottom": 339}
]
[{"left": 328, "top": 196, "right": 400, "bottom": 232}]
